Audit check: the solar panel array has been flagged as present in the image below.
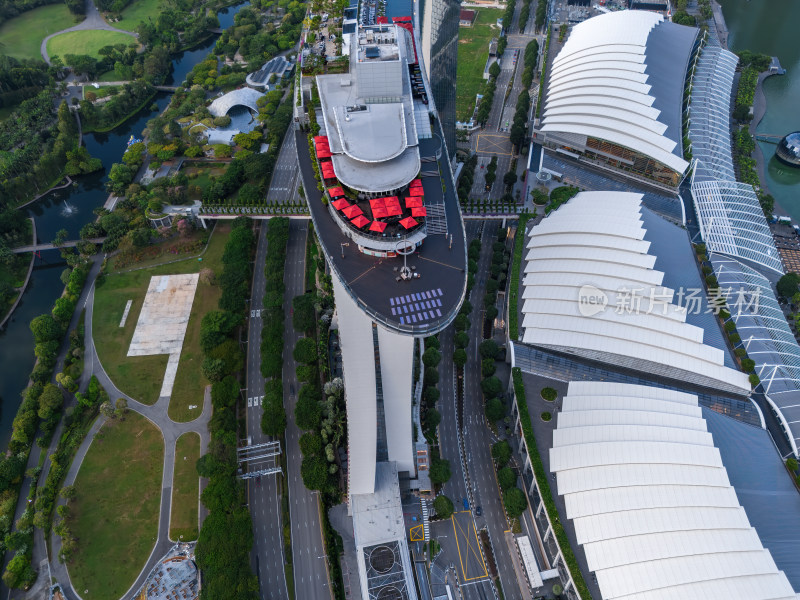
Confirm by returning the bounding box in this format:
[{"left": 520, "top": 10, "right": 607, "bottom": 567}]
[{"left": 389, "top": 288, "right": 444, "bottom": 324}]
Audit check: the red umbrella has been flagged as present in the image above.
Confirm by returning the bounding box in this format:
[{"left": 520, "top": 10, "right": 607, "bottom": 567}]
[
  {"left": 372, "top": 205, "right": 388, "bottom": 219},
  {"left": 342, "top": 204, "right": 363, "bottom": 219},
  {"left": 369, "top": 197, "right": 386, "bottom": 210},
  {"left": 328, "top": 187, "right": 345, "bottom": 198},
  {"left": 369, "top": 220, "right": 387, "bottom": 233},
  {"left": 411, "top": 206, "right": 427, "bottom": 217},
  {"left": 384, "top": 203, "right": 403, "bottom": 217},
  {"left": 399, "top": 216, "right": 418, "bottom": 229},
  {"left": 316, "top": 148, "right": 332, "bottom": 158},
  {"left": 351, "top": 215, "right": 370, "bottom": 228},
  {"left": 313, "top": 136, "right": 328, "bottom": 144},
  {"left": 405, "top": 196, "right": 423, "bottom": 208},
  {"left": 410, "top": 179, "right": 422, "bottom": 187},
  {"left": 332, "top": 198, "right": 350, "bottom": 210}
]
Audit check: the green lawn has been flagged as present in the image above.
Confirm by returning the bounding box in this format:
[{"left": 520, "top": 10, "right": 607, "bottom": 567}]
[
  {"left": 68, "top": 412, "right": 164, "bottom": 600},
  {"left": 114, "top": 0, "right": 162, "bottom": 30},
  {"left": 169, "top": 432, "right": 200, "bottom": 542},
  {"left": 456, "top": 9, "right": 504, "bottom": 122},
  {"left": 0, "top": 4, "right": 78, "bottom": 61},
  {"left": 93, "top": 224, "right": 229, "bottom": 410},
  {"left": 47, "top": 30, "right": 136, "bottom": 61}
]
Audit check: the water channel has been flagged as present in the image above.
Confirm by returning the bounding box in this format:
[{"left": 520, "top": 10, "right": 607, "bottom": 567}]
[
  {"left": 718, "top": 0, "right": 800, "bottom": 221},
  {"left": 0, "top": 2, "right": 250, "bottom": 449}
]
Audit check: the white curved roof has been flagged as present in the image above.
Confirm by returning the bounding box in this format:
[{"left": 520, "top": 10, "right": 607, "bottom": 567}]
[
  {"left": 521, "top": 191, "right": 750, "bottom": 395},
  {"left": 541, "top": 10, "right": 693, "bottom": 175},
  {"left": 207, "top": 87, "right": 263, "bottom": 117},
  {"left": 550, "top": 381, "right": 797, "bottom": 600}
]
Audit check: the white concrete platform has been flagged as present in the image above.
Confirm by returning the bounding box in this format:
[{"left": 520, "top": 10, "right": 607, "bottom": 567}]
[{"left": 128, "top": 274, "right": 199, "bottom": 397}]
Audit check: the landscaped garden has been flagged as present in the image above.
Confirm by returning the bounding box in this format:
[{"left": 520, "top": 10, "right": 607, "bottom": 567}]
[
  {"left": 46, "top": 30, "right": 136, "bottom": 60},
  {"left": 113, "top": 0, "right": 162, "bottom": 30},
  {"left": 456, "top": 8, "right": 504, "bottom": 122},
  {"left": 68, "top": 411, "right": 164, "bottom": 600},
  {"left": 0, "top": 4, "right": 77, "bottom": 61},
  {"left": 93, "top": 223, "right": 229, "bottom": 411},
  {"left": 170, "top": 432, "right": 201, "bottom": 541}
]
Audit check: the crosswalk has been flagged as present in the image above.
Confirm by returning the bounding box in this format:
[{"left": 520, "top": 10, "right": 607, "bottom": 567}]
[{"left": 247, "top": 395, "right": 264, "bottom": 408}]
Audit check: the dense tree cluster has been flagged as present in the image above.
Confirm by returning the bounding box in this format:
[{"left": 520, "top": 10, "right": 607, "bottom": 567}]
[
  {"left": 520, "top": 39, "right": 538, "bottom": 91},
  {"left": 0, "top": 56, "right": 51, "bottom": 108},
  {"left": 260, "top": 217, "right": 289, "bottom": 380},
  {"left": 457, "top": 154, "right": 477, "bottom": 200},
  {"left": 195, "top": 216, "right": 258, "bottom": 598},
  {"left": 214, "top": 3, "right": 305, "bottom": 65}
]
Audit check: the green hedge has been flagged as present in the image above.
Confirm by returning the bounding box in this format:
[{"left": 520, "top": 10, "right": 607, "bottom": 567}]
[
  {"left": 508, "top": 214, "right": 531, "bottom": 341},
  {"left": 512, "top": 368, "right": 591, "bottom": 599},
  {"left": 535, "top": 27, "right": 551, "bottom": 119}
]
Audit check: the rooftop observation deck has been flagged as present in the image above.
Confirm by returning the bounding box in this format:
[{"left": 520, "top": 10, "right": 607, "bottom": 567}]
[{"left": 297, "top": 129, "right": 467, "bottom": 335}]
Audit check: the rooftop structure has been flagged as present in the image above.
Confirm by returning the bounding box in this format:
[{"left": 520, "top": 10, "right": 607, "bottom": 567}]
[
  {"left": 246, "top": 55, "right": 294, "bottom": 88},
  {"left": 352, "top": 463, "right": 418, "bottom": 600},
  {"left": 534, "top": 10, "right": 697, "bottom": 189},
  {"left": 207, "top": 87, "right": 263, "bottom": 118},
  {"left": 691, "top": 178, "right": 783, "bottom": 274},
  {"left": 687, "top": 39, "right": 784, "bottom": 275},
  {"left": 712, "top": 254, "right": 800, "bottom": 456},
  {"left": 316, "top": 24, "right": 422, "bottom": 193},
  {"left": 520, "top": 191, "right": 750, "bottom": 396},
  {"left": 550, "top": 381, "right": 797, "bottom": 600}
]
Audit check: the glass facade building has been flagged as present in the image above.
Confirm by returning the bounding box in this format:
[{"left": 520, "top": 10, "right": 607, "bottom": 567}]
[{"left": 419, "top": 0, "right": 459, "bottom": 159}]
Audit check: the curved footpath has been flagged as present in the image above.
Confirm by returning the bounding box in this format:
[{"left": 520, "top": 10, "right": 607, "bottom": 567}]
[
  {"left": 46, "top": 282, "right": 212, "bottom": 600},
  {"left": 0, "top": 218, "right": 37, "bottom": 332},
  {"left": 40, "top": 0, "right": 138, "bottom": 64},
  {"left": 5, "top": 256, "right": 212, "bottom": 600}
]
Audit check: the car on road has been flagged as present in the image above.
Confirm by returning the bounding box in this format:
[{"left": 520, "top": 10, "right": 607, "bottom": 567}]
[
  {"left": 463, "top": 498, "right": 469, "bottom": 510},
  {"left": 290, "top": 384, "right": 295, "bottom": 396},
  {"left": 475, "top": 506, "right": 482, "bottom": 516}
]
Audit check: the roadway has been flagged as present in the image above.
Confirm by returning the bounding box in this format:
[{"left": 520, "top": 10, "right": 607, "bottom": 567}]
[
  {"left": 463, "top": 220, "right": 526, "bottom": 600},
  {"left": 246, "top": 221, "right": 291, "bottom": 600},
  {"left": 266, "top": 131, "right": 302, "bottom": 205},
  {"left": 282, "top": 220, "right": 331, "bottom": 600},
  {"left": 432, "top": 221, "right": 525, "bottom": 600},
  {"left": 470, "top": 0, "right": 539, "bottom": 203}
]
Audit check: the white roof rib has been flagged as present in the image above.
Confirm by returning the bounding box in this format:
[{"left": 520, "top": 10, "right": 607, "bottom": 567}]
[
  {"left": 550, "top": 382, "right": 797, "bottom": 600},
  {"left": 556, "top": 463, "right": 731, "bottom": 495},
  {"left": 542, "top": 10, "right": 690, "bottom": 176},
  {"left": 521, "top": 191, "right": 751, "bottom": 394}
]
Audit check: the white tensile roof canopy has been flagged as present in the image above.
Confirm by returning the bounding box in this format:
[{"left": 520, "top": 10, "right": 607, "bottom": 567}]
[
  {"left": 521, "top": 191, "right": 751, "bottom": 396},
  {"left": 541, "top": 10, "right": 693, "bottom": 175},
  {"left": 550, "top": 381, "right": 798, "bottom": 600}
]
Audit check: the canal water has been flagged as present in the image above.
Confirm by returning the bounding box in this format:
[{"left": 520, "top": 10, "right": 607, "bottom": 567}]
[
  {"left": 0, "top": 2, "right": 250, "bottom": 449},
  {"left": 718, "top": 0, "right": 800, "bottom": 221}
]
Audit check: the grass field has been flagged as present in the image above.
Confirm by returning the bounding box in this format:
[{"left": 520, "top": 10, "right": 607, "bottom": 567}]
[
  {"left": 114, "top": 0, "right": 161, "bottom": 30},
  {"left": 47, "top": 29, "right": 136, "bottom": 61},
  {"left": 169, "top": 432, "right": 200, "bottom": 541},
  {"left": 93, "top": 224, "right": 228, "bottom": 411},
  {"left": 456, "top": 9, "right": 504, "bottom": 122},
  {"left": 0, "top": 4, "right": 78, "bottom": 61},
  {"left": 68, "top": 412, "right": 164, "bottom": 600}
]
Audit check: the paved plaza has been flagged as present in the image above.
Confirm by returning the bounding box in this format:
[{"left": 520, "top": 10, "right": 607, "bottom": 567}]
[{"left": 128, "top": 274, "right": 199, "bottom": 397}]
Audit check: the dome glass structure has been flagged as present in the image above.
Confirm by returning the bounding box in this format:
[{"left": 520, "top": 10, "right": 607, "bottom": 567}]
[{"left": 776, "top": 131, "right": 800, "bottom": 167}]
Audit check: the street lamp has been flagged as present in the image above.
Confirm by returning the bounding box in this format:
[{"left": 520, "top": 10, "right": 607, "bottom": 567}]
[{"left": 340, "top": 242, "right": 349, "bottom": 258}]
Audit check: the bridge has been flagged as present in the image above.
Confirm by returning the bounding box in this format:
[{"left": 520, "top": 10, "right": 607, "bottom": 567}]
[
  {"left": 755, "top": 133, "right": 784, "bottom": 144},
  {"left": 78, "top": 81, "right": 179, "bottom": 92},
  {"left": 12, "top": 237, "right": 107, "bottom": 254}
]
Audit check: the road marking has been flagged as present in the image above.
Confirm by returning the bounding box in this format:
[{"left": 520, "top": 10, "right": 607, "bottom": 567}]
[{"left": 248, "top": 397, "right": 253, "bottom": 407}]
